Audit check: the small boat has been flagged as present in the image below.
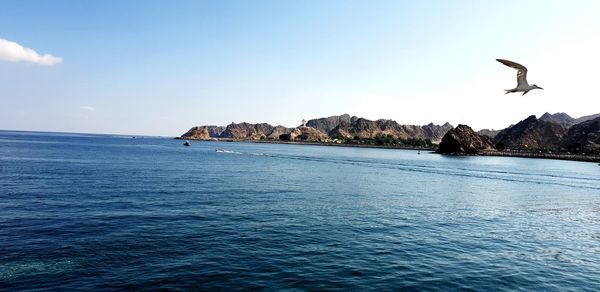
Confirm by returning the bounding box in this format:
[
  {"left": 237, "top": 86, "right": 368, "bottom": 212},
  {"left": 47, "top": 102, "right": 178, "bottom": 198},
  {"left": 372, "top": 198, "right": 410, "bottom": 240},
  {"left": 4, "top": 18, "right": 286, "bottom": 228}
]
[
  {"left": 215, "top": 148, "right": 225, "bottom": 153},
  {"left": 183, "top": 141, "right": 191, "bottom": 146}
]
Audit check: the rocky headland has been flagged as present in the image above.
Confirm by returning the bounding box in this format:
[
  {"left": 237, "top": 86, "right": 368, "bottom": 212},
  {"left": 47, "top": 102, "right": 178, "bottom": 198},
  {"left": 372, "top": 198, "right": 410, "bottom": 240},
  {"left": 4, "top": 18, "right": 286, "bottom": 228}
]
[
  {"left": 179, "top": 112, "right": 600, "bottom": 162},
  {"left": 180, "top": 125, "right": 225, "bottom": 139},
  {"left": 439, "top": 114, "right": 600, "bottom": 162},
  {"left": 180, "top": 114, "right": 452, "bottom": 148}
]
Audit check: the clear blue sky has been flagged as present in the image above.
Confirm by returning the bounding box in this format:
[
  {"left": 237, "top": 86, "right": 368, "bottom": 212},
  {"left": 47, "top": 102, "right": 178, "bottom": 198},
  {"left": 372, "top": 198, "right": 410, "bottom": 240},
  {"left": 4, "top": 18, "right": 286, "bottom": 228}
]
[{"left": 1, "top": 0, "right": 599, "bottom": 136}]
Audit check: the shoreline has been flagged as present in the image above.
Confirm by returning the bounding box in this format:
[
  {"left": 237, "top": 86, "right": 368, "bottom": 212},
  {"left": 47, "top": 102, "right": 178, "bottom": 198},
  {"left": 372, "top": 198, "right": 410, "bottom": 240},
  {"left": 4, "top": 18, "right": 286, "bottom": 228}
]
[
  {"left": 177, "top": 137, "right": 434, "bottom": 151},
  {"left": 477, "top": 150, "right": 600, "bottom": 163},
  {"left": 177, "top": 137, "right": 600, "bottom": 163}
]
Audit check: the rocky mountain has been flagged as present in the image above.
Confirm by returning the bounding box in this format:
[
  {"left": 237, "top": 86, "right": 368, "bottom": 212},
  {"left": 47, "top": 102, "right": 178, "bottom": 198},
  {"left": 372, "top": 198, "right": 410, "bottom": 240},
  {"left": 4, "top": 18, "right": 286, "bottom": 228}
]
[
  {"left": 575, "top": 113, "right": 600, "bottom": 125},
  {"left": 219, "top": 122, "right": 283, "bottom": 140},
  {"left": 181, "top": 126, "right": 211, "bottom": 139},
  {"left": 180, "top": 125, "right": 224, "bottom": 139},
  {"left": 563, "top": 117, "right": 600, "bottom": 153},
  {"left": 340, "top": 118, "right": 400, "bottom": 139},
  {"left": 477, "top": 129, "right": 502, "bottom": 139},
  {"left": 289, "top": 126, "right": 329, "bottom": 142},
  {"left": 539, "top": 112, "right": 600, "bottom": 128},
  {"left": 313, "top": 115, "right": 452, "bottom": 142},
  {"left": 437, "top": 125, "right": 494, "bottom": 154},
  {"left": 183, "top": 122, "right": 294, "bottom": 140},
  {"left": 493, "top": 115, "right": 567, "bottom": 150},
  {"left": 180, "top": 115, "right": 453, "bottom": 143},
  {"left": 539, "top": 112, "right": 576, "bottom": 128},
  {"left": 179, "top": 113, "right": 600, "bottom": 154},
  {"left": 422, "top": 122, "right": 454, "bottom": 142},
  {"left": 440, "top": 115, "right": 600, "bottom": 155},
  {"left": 476, "top": 112, "right": 599, "bottom": 142},
  {"left": 306, "top": 114, "right": 357, "bottom": 134},
  {"left": 267, "top": 126, "right": 294, "bottom": 139},
  {"left": 205, "top": 126, "right": 226, "bottom": 137}
]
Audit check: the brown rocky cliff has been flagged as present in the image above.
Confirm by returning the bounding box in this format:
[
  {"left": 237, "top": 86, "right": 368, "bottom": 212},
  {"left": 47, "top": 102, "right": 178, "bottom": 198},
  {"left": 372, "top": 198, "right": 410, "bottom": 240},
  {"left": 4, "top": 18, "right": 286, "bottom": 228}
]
[
  {"left": 478, "top": 129, "right": 502, "bottom": 139},
  {"left": 330, "top": 118, "right": 452, "bottom": 141},
  {"left": 181, "top": 126, "right": 211, "bottom": 140},
  {"left": 422, "top": 122, "right": 454, "bottom": 142},
  {"left": 267, "top": 126, "right": 294, "bottom": 139},
  {"left": 437, "top": 125, "right": 495, "bottom": 154},
  {"left": 179, "top": 115, "right": 453, "bottom": 142},
  {"left": 205, "top": 126, "right": 226, "bottom": 137},
  {"left": 219, "top": 122, "right": 275, "bottom": 139},
  {"left": 289, "top": 126, "right": 329, "bottom": 142},
  {"left": 539, "top": 112, "right": 576, "bottom": 128},
  {"left": 563, "top": 117, "right": 600, "bottom": 153},
  {"left": 306, "top": 114, "right": 355, "bottom": 134},
  {"left": 494, "top": 115, "right": 566, "bottom": 150}
]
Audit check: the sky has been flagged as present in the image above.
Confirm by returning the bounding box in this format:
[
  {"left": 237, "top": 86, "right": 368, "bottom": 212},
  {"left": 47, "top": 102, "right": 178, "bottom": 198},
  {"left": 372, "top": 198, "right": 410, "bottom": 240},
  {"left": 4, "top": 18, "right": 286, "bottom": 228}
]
[{"left": 1, "top": 0, "right": 599, "bottom": 136}]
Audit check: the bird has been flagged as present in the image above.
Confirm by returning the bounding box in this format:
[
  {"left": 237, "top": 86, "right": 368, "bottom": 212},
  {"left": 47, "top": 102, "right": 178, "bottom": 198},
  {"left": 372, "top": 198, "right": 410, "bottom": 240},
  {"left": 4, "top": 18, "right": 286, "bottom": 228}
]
[{"left": 496, "top": 59, "right": 543, "bottom": 95}]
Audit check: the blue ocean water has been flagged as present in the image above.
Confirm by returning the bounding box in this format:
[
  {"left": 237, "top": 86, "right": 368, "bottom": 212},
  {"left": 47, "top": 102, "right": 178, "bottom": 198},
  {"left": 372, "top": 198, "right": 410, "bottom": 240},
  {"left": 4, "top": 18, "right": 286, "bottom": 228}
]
[{"left": 1, "top": 130, "right": 600, "bottom": 291}]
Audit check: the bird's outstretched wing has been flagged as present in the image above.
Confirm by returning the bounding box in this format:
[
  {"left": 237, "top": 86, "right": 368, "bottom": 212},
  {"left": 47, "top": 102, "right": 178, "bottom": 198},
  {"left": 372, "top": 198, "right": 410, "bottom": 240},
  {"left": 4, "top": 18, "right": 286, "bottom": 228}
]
[{"left": 496, "top": 59, "right": 529, "bottom": 87}]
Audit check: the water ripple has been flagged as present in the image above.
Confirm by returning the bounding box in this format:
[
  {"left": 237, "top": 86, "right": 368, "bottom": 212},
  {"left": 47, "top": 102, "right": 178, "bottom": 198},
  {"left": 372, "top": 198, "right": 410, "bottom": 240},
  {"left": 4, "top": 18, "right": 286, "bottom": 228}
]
[{"left": 1, "top": 133, "right": 600, "bottom": 290}]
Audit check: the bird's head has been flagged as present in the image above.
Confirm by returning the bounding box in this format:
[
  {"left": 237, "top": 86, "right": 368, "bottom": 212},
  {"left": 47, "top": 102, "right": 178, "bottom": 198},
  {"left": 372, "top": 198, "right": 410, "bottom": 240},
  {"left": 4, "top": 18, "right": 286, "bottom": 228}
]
[{"left": 533, "top": 84, "right": 544, "bottom": 90}]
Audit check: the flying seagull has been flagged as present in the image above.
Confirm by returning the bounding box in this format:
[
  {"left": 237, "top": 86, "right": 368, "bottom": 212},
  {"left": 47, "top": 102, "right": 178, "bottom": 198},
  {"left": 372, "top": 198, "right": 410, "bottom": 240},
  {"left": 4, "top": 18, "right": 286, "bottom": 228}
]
[{"left": 496, "top": 59, "right": 543, "bottom": 95}]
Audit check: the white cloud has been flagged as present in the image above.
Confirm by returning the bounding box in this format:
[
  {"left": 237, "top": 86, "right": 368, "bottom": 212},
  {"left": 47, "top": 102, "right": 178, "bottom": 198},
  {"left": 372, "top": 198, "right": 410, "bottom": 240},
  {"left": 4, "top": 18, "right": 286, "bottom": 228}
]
[
  {"left": 80, "top": 106, "right": 95, "bottom": 112},
  {"left": 0, "top": 38, "right": 62, "bottom": 65}
]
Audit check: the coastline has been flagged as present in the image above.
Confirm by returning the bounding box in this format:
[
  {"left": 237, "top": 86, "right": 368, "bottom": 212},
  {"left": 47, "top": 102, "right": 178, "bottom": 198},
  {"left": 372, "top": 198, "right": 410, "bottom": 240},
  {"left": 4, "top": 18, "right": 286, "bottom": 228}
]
[
  {"left": 478, "top": 150, "right": 600, "bottom": 163},
  {"left": 176, "top": 137, "right": 600, "bottom": 163},
  {"left": 176, "top": 137, "right": 434, "bottom": 151}
]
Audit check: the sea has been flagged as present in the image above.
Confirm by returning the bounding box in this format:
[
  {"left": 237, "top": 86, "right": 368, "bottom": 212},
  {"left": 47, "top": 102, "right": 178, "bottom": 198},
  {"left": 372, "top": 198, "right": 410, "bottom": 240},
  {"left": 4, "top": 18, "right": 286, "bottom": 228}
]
[{"left": 1, "top": 130, "right": 600, "bottom": 291}]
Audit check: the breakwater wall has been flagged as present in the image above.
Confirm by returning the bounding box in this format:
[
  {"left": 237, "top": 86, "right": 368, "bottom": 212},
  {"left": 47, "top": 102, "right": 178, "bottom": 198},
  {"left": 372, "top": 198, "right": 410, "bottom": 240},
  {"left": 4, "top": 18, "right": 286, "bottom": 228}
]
[{"left": 479, "top": 150, "right": 600, "bottom": 163}]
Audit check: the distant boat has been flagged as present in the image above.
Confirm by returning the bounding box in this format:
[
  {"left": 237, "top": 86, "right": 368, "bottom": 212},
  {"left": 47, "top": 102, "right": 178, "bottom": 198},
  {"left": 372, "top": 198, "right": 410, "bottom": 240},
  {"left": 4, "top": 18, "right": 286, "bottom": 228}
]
[
  {"left": 216, "top": 148, "right": 225, "bottom": 152},
  {"left": 417, "top": 150, "right": 421, "bottom": 155},
  {"left": 183, "top": 141, "right": 191, "bottom": 146}
]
